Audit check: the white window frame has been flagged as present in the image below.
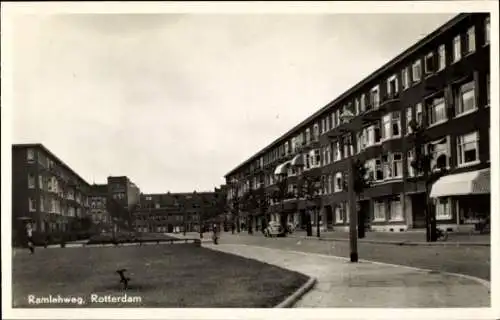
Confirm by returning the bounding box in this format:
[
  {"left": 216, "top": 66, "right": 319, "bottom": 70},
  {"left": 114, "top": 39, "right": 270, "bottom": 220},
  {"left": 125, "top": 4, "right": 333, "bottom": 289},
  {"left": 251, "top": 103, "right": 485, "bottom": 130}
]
[
  {"left": 438, "top": 44, "right": 446, "bottom": 71},
  {"left": 391, "top": 153, "right": 403, "bottom": 179},
  {"left": 334, "top": 172, "right": 344, "bottom": 193},
  {"left": 305, "top": 129, "right": 311, "bottom": 145},
  {"left": 387, "top": 75, "right": 398, "bottom": 98},
  {"left": 389, "top": 196, "right": 404, "bottom": 222},
  {"left": 355, "top": 98, "right": 360, "bottom": 115},
  {"left": 436, "top": 197, "right": 452, "bottom": 220},
  {"left": 416, "top": 103, "right": 423, "bottom": 126},
  {"left": 373, "top": 200, "right": 386, "bottom": 222},
  {"left": 325, "top": 145, "right": 332, "bottom": 165},
  {"left": 27, "top": 149, "right": 35, "bottom": 162},
  {"left": 412, "top": 59, "right": 422, "bottom": 83},
  {"left": 335, "top": 205, "right": 344, "bottom": 223},
  {"left": 406, "top": 106, "right": 413, "bottom": 135},
  {"left": 313, "top": 123, "right": 320, "bottom": 141},
  {"left": 427, "top": 136, "right": 450, "bottom": 172},
  {"left": 370, "top": 85, "right": 380, "bottom": 109},
  {"left": 466, "top": 26, "right": 476, "bottom": 54},
  {"left": 453, "top": 35, "right": 461, "bottom": 63},
  {"left": 424, "top": 52, "right": 435, "bottom": 75},
  {"left": 455, "top": 80, "right": 477, "bottom": 117},
  {"left": 28, "top": 174, "right": 35, "bottom": 189},
  {"left": 327, "top": 175, "right": 333, "bottom": 194},
  {"left": 427, "top": 96, "right": 447, "bottom": 127},
  {"left": 333, "top": 141, "right": 341, "bottom": 162},
  {"left": 325, "top": 116, "right": 331, "bottom": 132},
  {"left": 407, "top": 150, "right": 416, "bottom": 177},
  {"left": 401, "top": 67, "right": 410, "bottom": 90},
  {"left": 29, "top": 198, "right": 36, "bottom": 212},
  {"left": 360, "top": 94, "right": 366, "bottom": 113},
  {"left": 457, "top": 131, "right": 480, "bottom": 167},
  {"left": 381, "top": 114, "right": 391, "bottom": 141}
]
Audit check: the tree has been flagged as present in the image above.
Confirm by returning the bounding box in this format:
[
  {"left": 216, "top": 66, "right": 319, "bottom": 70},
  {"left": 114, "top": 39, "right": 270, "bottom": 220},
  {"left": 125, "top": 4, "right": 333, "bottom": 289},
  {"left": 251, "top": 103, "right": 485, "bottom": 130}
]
[
  {"left": 298, "top": 173, "right": 321, "bottom": 237},
  {"left": 408, "top": 120, "right": 449, "bottom": 242},
  {"left": 344, "top": 159, "right": 372, "bottom": 238}
]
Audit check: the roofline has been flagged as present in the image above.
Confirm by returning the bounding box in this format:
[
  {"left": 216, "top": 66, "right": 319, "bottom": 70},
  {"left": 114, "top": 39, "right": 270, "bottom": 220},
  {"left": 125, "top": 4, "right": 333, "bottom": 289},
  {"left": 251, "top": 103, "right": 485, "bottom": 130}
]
[
  {"left": 13, "top": 143, "right": 91, "bottom": 187},
  {"left": 224, "top": 13, "right": 469, "bottom": 178}
]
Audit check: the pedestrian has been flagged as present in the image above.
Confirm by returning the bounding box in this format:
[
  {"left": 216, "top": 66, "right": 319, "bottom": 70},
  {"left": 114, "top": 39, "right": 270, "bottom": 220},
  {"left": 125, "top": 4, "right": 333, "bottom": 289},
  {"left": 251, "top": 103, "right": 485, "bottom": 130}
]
[
  {"left": 212, "top": 223, "right": 219, "bottom": 245},
  {"left": 26, "top": 222, "right": 35, "bottom": 254}
]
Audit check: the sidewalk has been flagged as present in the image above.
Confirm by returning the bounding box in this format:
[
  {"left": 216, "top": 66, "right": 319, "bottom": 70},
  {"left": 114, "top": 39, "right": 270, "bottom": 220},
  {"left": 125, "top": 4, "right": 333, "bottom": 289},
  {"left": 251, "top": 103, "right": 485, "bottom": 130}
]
[
  {"left": 290, "top": 230, "right": 490, "bottom": 247},
  {"left": 204, "top": 243, "right": 490, "bottom": 308}
]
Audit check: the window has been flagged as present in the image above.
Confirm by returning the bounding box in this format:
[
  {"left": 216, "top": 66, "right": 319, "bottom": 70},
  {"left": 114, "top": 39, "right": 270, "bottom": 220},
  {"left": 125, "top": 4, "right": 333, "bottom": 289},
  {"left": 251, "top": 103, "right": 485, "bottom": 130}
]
[
  {"left": 453, "top": 35, "right": 461, "bottom": 62},
  {"left": 38, "top": 175, "right": 44, "bottom": 190},
  {"left": 40, "top": 196, "right": 46, "bottom": 212},
  {"left": 334, "top": 172, "right": 344, "bottom": 192},
  {"left": 325, "top": 116, "right": 331, "bottom": 132},
  {"left": 455, "top": 81, "right": 476, "bottom": 116},
  {"left": 406, "top": 107, "right": 413, "bottom": 135},
  {"left": 305, "top": 129, "right": 311, "bottom": 145},
  {"left": 392, "top": 153, "right": 403, "bottom": 178},
  {"left": 370, "top": 86, "right": 380, "bottom": 109},
  {"left": 402, "top": 67, "right": 410, "bottom": 90},
  {"left": 333, "top": 141, "right": 341, "bottom": 162},
  {"left": 389, "top": 196, "right": 403, "bottom": 221},
  {"left": 360, "top": 94, "right": 366, "bottom": 113},
  {"left": 343, "top": 134, "right": 354, "bottom": 157},
  {"left": 387, "top": 75, "right": 398, "bottom": 97},
  {"left": 327, "top": 175, "right": 333, "bottom": 194},
  {"left": 325, "top": 145, "right": 331, "bottom": 164},
  {"left": 407, "top": 150, "right": 416, "bottom": 177},
  {"left": 465, "top": 26, "right": 475, "bottom": 54},
  {"left": 375, "top": 158, "right": 384, "bottom": 181},
  {"left": 27, "top": 149, "right": 35, "bottom": 162},
  {"left": 355, "top": 98, "right": 360, "bottom": 115},
  {"left": 424, "top": 52, "right": 435, "bottom": 75},
  {"left": 345, "top": 202, "right": 350, "bottom": 223},
  {"left": 365, "top": 123, "right": 381, "bottom": 146},
  {"left": 416, "top": 103, "right": 423, "bottom": 126},
  {"left": 427, "top": 136, "right": 450, "bottom": 171},
  {"left": 28, "top": 174, "right": 35, "bottom": 189},
  {"left": 412, "top": 60, "right": 422, "bottom": 83},
  {"left": 29, "top": 198, "right": 36, "bottom": 212},
  {"left": 457, "top": 131, "right": 479, "bottom": 166},
  {"left": 382, "top": 114, "right": 391, "bottom": 141},
  {"left": 485, "top": 17, "right": 490, "bottom": 44},
  {"left": 331, "top": 112, "right": 337, "bottom": 129},
  {"left": 335, "top": 205, "right": 343, "bottom": 223},
  {"left": 313, "top": 123, "right": 320, "bottom": 141},
  {"left": 373, "top": 200, "right": 386, "bottom": 221},
  {"left": 436, "top": 198, "right": 452, "bottom": 220},
  {"left": 427, "top": 96, "right": 447, "bottom": 126},
  {"left": 356, "top": 131, "right": 364, "bottom": 154},
  {"left": 438, "top": 45, "right": 446, "bottom": 71}
]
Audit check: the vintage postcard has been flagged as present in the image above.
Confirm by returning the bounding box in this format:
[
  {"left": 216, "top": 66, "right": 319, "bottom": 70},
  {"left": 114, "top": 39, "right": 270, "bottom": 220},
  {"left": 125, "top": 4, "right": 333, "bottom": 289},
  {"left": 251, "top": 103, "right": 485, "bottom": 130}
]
[{"left": 1, "top": 1, "right": 498, "bottom": 319}]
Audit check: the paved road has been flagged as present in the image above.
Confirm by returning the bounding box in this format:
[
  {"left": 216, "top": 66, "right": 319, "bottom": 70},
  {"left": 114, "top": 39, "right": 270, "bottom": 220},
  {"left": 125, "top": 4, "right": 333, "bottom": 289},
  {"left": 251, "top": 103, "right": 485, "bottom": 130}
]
[{"left": 215, "top": 232, "right": 490, "bottom": 281}]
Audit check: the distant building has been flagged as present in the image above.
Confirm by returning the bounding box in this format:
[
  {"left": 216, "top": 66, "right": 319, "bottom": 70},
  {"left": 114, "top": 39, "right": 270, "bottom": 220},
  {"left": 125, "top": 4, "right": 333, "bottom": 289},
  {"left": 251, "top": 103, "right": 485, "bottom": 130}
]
[
  {"left": 89, "top": 183, "right": 111, "bottom": 232},
  {"left": 134, "top": 187, "right": 227, "bottom": 233},
  {"left": 12, "top": 144, "right": 91, "bottom": 244}
]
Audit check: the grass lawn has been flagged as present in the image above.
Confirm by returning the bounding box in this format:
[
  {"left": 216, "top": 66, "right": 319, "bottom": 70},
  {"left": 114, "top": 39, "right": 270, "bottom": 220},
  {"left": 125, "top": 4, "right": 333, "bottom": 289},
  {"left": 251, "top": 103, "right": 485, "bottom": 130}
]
[{"left": 12, "top": 243, "right": 308, "bottom": 308}]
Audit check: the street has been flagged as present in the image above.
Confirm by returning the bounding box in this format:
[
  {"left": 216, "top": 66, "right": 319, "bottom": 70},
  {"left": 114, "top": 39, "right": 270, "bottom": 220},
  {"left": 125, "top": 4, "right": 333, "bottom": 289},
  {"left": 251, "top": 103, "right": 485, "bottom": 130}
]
[{"left": 215, "top": 232, "right": 490, "bottom": 281}]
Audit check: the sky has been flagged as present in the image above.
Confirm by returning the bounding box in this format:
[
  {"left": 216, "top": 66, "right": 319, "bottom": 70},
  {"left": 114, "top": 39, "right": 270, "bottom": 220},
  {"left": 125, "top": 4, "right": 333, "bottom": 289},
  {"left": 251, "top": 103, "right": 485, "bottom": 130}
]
[{"left": 10, "top": 11, "right": 458, "bottom": 193}]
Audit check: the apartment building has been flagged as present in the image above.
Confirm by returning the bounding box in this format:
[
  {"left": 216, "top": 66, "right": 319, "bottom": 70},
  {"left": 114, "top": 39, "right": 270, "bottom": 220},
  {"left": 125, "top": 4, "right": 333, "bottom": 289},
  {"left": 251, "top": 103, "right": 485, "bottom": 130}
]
[
  {"left": 224, "top": 13, "right": 491, "bottom": 233},
  {"left": 133, "top": 189, "right": 227, "bottom": 233},
  {"left": 12, "top": 144, "right": 92, "bottom": 243},
  {"left": 89, "top": 183, "right": 111, "bottom": 232}
]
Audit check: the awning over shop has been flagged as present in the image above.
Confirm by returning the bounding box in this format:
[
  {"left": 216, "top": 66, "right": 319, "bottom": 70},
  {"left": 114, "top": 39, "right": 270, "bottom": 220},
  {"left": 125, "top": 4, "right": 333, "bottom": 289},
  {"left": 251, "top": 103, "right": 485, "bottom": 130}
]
[
  {"left": 274, "top": 161, "right": 291, "bottom": 175},
  {"left": 430, "top": 168, "right": 490, "bottom": 198},
  {"left": 291, "top": 154, "right": 304, "bottom": 167}
]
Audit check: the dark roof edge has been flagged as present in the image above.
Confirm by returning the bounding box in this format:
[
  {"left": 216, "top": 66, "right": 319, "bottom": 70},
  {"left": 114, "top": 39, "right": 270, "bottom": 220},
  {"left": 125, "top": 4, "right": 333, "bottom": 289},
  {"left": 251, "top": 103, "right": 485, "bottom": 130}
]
[
  {"left": 13, "top": 143, "right": 91, "bottom": 187},
  {"left": 224, "top": 13, "right": 469, "bottom": 179}
]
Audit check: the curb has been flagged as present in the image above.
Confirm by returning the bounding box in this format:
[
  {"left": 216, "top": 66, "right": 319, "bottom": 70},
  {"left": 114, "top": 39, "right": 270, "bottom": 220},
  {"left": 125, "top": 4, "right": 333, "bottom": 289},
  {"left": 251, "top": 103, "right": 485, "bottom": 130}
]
[
  {"left": 289, "top": 235, "right": 490, "bottom": 247},
  {"left": 275, "top": 276, "right": 317, "bottom": 308}
]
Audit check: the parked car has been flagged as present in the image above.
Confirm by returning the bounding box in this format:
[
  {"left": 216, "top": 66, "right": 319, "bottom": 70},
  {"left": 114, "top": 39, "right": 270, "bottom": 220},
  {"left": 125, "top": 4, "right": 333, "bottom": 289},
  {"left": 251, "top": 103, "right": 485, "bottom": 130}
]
[{"left": 263, "top": 222, "right": 286, "bottom": 237}]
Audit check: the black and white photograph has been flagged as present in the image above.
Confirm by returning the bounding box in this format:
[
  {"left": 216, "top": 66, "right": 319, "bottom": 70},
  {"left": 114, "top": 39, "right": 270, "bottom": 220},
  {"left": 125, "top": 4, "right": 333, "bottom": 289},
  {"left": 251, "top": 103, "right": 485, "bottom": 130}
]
[{"left": 1, "top": 1, "right": 498, "bottom": 319}]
